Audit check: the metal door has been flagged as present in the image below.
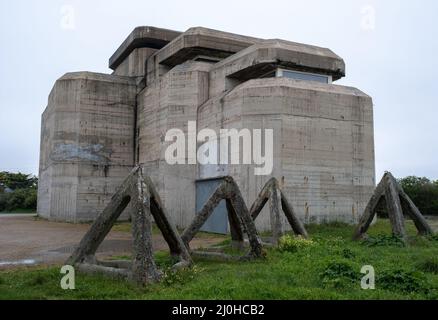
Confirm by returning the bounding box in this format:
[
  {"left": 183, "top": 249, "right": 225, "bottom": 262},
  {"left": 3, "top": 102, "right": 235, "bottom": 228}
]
[{"left": 195, "top": 178, "right": 229, "bottom": 234}]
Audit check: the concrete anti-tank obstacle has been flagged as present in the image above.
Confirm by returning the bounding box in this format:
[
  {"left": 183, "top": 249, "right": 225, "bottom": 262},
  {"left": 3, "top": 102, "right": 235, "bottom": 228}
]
[
  {"left": 353, "top": 171, "right": 434, "bottom": 243},
  {"left": 69, "top": 171, "right": 309, "bottom": 282},
  {"left": 181, "top": 176, "right": 264, "bottom": 260},
  {"left": 67, "top": 166, "right": 192, "bottom": 286},
  {"left": 182, "top": 176, "right": 308, "bottom": 258},
  {"left": 249, "top": 177, "right": 308, "bottom": 245}
]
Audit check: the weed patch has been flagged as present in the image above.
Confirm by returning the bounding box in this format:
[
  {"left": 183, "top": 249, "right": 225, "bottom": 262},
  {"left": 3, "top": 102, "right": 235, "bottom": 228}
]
[
  {"left": 416, "top": 257, "right": 438, "bottom": 274},
  {"left": 339, "top": 248, "right": 356, "bottom": 259},
  {"left": 278, "top": 235, "right": 315, "bottom": 253},
  {"left": 319, "top": 260, "right": 358, "bottom": 288},
  {"left": 378, "top": 269, "right": 428, "bottom": 293},
  {"left": 362, "top": 234, "right": 405, "bottom": 247},
  {"left": 162, "top": 265, "right": 204, "bottom": 287},
  {"left": 427, "top": 233, "right": 438, "bottom": 242}
]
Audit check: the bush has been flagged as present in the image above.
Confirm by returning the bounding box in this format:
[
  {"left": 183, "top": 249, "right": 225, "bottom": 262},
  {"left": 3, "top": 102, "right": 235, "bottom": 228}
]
[
  {"left": 319, "top": 260, "right": 358, "bottom": 288},
  {"left": 362, "top": 234, "right": 405, "bottom": 247},
  {"left": 277, "top": 235, "right": 315, "bottom": 253},
  {"left": 416, "top": 257, "right": 438, "bottom": 274},
  {"left": 0, "top": 188, "right": 37, "bottom": 212},
  {"left": 6, "top": 189, "right": 27, "bottom": 210},
  {"left": 378, "top": 269, "right": 427, "bottom": 293},
  {"left": 23, "top": 188, "right": 37, "bottom": 209},
  {"left": 340, "top": 248, "right": 356, "bottom": 259},
  {"left": 0, "top": 194, "right": 7, "bottom": 212}
]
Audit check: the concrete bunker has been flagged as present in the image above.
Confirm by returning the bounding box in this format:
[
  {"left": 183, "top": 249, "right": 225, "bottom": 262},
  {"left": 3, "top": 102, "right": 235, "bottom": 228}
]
[{"left": 38, "top": 26, "right": 375, "bottom": 234}]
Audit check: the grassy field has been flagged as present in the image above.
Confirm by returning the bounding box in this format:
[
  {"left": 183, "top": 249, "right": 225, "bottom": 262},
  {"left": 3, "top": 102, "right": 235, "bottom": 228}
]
[{"left": 1, "top": 220, "right": 438, "bottom": 300}]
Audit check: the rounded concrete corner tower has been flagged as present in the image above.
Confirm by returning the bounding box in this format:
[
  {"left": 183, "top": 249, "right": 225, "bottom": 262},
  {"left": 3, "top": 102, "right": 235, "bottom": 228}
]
[{"left": 38, "top": 26, "right": 375, "bottom": 230}]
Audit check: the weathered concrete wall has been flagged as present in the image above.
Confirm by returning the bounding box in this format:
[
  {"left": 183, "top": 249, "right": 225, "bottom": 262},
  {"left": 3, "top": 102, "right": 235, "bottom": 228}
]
[
  {"left": 113, "top": 47, "right": 157, "bottom": 78},
  {"left": 137, "top": 61, "right": 211, "bottom": 228},
  {"left": 38, "top": 72, "right": 137, "bottom": 222},
  {"left": 197, "top": 78, "right": 375, "bottom": 230}
]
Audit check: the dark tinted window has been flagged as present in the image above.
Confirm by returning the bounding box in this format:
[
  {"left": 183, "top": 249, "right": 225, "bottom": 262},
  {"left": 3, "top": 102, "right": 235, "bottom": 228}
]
[{"left": 282, "top": 70, "right": 329, "bottom": 83}]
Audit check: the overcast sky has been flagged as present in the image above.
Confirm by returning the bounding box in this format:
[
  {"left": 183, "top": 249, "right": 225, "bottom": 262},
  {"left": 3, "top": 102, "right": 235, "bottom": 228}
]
[{"left": 0, "top": 0, "right": 437, "bottom": 180}]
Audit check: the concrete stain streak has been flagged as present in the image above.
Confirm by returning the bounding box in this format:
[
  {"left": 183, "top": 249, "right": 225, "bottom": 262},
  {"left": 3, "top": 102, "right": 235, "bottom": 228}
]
[{"left": 50, "top": 143, "right": 112, "bottom": 163}]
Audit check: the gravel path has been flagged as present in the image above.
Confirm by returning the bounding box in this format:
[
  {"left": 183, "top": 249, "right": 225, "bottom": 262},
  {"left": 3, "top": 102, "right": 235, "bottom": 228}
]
[{"left": 0, "top": 215, "right": 223, "bottom": 269}]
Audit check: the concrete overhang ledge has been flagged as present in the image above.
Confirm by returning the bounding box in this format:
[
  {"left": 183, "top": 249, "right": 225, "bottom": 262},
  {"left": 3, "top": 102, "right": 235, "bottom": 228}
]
[
  {"left": 155, "top": 27, "right": 262, "bottom": 68},
  {"left": 58, "top": 72, "right": 137, "bottom": 85},
  {"left": 227, "top": 78, "right": 371, "bottom": 99},
  {"left": 109, "top": 26, "right": 182, "bottom": 70},
  {"left": 214, "top": 39, "right": 346, "bottom": 81}
]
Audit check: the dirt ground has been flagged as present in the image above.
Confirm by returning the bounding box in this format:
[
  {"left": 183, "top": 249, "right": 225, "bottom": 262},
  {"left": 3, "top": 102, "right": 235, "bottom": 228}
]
[
  {"left": 1, "top": 214, "right": 437, "bottom": 270},
  {"left": 0, "top": 214, "right": 224, "bottom": 269}
]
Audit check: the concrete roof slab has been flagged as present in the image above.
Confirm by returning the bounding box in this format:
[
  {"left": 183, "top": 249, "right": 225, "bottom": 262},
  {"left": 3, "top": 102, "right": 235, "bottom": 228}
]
[
  {"left": 214, "top": 39, "right": 346, "bottom": 80},
  {"left": 155, "top": 27, "right": 262, "bottom": 67},
  {"left": 227, "top": 78, "right": 371, "bottom": 99},
  {"left": 109, "top": 26, "right": 181, "bottom": 70}
]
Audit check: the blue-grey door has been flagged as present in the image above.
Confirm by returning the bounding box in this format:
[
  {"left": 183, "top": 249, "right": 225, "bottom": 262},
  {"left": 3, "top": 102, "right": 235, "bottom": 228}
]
[{"left": 196, "top": 178, "right": 229, "bottom": 234}]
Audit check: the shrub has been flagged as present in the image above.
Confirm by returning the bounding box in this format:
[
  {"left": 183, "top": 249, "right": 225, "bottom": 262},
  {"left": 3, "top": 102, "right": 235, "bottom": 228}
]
[
  {"left": 320, "top": 260, "right": 358, "bottom": 288},
  {"left": 0, "top": 188, "right": 37, "bottom": 212},
  {"left": 0, "top": 194, "right": 7, "bottom": 212},
  {"left": 416, "top": 257, "right": 438, "bottom": 274},
  {"left": 23, "top": 188, "right": 37, "bottom": 209},
  {"left": 5, "top": 189, "right": 27, "bottom": 210},
  {"left": 378, "top": 269, "right": 427, "bottom": 293},
  {"left": 340, "top": 248, "right": 356, "bottom": 259},
  {"left": 27, "top": 274, "right": 47, "bottom": 286},
  {"left": 362, "top": 234, "right": 405, "bottom": 247},
  {"left": 277, "top": 235, "right": 315, "bottom": 253}
]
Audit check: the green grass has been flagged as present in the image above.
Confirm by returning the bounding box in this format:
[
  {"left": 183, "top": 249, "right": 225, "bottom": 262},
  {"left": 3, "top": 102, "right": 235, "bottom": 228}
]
[{"left": 1, "top": 219, "right": 438, "bottom": 300}]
